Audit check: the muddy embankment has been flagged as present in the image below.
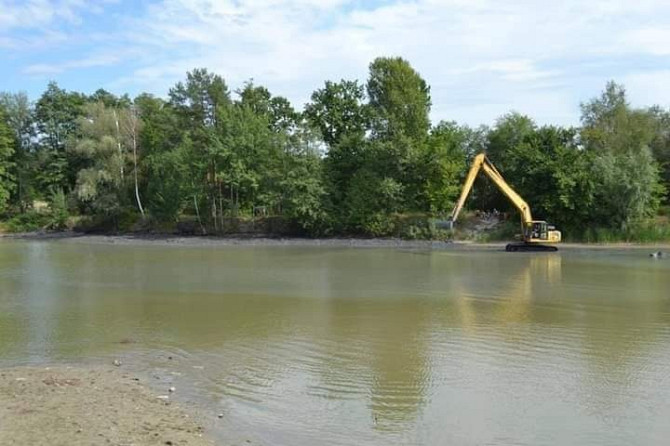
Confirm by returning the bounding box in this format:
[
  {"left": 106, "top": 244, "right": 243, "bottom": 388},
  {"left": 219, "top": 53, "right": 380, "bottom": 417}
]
[{"left": 3, "top": 232, "right": 670, "bottom": 253}]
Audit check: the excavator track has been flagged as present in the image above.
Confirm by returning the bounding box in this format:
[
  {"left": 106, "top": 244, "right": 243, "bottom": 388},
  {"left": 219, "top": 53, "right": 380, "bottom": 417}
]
[{"left": 505, "top": 243, "right": 558, "bottom": 252}]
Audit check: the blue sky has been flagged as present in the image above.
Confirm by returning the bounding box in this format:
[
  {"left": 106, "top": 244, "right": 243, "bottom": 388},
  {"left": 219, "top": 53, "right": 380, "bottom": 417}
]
[{"left": 2, "top": 0, "right": 670, "bottom": 126}]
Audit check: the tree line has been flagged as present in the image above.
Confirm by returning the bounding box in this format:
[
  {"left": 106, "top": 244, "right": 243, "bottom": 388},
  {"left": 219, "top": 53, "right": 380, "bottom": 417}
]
[{"left": 1, "top": 57, "right": 669, "bottom": 239}]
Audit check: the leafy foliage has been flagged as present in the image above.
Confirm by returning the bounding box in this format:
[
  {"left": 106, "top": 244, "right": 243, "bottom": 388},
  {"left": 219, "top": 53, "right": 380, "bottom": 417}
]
[
  {"left": 34, "top": 82, "right": 86, "bottom": 193},
  {"left": 0, "top": 105, "right": 16, "bottom": 212},
  {"left": 305, "top": 80, "right": 369, "bottom": 146},
  {"left": 68, "top": 102, "right": 128, "bottom": 216},
  {"left": 580, "top": 82, "right": 664, "bottom": 229},
  {"left": 1, "top": 65, "right": 669, "bottom": 240},
  {"left": 367, "top": 57, "right": 431, "bottom": 141},
  {"left": 0, "top": 92, "right": 34, "bottom": 210}
]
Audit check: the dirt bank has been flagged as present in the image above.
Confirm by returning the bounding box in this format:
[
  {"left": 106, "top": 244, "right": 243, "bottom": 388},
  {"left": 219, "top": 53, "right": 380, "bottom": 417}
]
[
  {"left": 2, "top": 232, "right": 670, "bottom": 251},
  {"left": 0, "top": 365, "right": 214, "bottom": 446},
  {"left": 0, "top": 231, "right": 454, "bottom": 249}
]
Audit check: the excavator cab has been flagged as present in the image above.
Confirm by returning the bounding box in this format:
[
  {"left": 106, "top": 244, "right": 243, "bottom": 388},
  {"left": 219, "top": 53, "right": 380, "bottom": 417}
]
[{"left": 522, "top": 221, "right": 561, "bottom": 244}]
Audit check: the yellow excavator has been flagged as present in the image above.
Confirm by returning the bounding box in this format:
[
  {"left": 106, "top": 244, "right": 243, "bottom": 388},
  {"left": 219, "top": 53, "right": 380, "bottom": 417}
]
[{"left": 447, "top": 153, "right": 561, "bottom": 252}]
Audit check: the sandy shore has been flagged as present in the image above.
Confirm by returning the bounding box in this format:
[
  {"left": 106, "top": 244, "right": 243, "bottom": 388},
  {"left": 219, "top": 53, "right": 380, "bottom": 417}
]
[{"left": 0, "top": 365, "right": 214, "bottom": 446}]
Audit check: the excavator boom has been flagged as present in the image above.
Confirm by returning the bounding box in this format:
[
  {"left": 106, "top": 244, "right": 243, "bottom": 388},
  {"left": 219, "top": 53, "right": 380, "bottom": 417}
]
[
  {"left": 448, "top": 153, "right": 561, "bottom": 251},
  {"left": 450, "top": 154, "right": 532, "bottom": 224}
]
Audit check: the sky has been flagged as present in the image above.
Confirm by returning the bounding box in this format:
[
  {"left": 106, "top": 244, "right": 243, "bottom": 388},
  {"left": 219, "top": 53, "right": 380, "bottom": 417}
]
[{"left": 1, "top": 0, "right": 670, "bottom": 127}]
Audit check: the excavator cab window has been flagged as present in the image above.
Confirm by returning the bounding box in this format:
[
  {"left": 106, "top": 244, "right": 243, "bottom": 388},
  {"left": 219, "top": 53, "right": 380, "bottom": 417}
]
[{"left": 531, "top": 222, "right": 548, "bottom": 240}]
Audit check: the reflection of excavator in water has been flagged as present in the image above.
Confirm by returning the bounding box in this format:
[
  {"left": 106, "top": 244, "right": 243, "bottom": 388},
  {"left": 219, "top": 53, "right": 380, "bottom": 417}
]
[{"left": 447, "top": 153, "right": 561, "bottom": 252}]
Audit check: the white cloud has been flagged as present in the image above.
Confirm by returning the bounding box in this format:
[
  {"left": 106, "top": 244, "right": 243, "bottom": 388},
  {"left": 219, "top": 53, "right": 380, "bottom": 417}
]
[
  {"left": 622, "top": 28, "right": 670, "bottom": 56},
  {"left": 0, "top": 0, "right": 118, "bottom": 52},
  {"left": 112, "top": 0, "right": 670, "bottom": 125},
  {"left": 6, "top": 0, "right": 670, "bottom": 125},
  {"left": 0, "top": 0, "right": 94, "bottom": 29},
  {"left": 623, "top": 70, "right": 670, "bottom": 107},
  {"left": 23, "top": 53, "right": 122, "bottom": 75}
]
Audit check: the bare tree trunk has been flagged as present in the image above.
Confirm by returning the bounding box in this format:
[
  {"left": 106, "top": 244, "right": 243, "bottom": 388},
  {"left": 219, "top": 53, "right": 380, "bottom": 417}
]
[
  {"left": 113, "top": 109, "right": 124, "bottom": 182},
  {"left": 218, "top": 181, "right": 224, "bottom": 229},
  {"left": 193, "top": 194, "right": 204, "bottom": 234},
  {"left": 235, "top": 188, "right": 239, "bottom": 217},
  {"left": 211, "top": 162, "right": 218, "bottom": 232},
  {"left": 130, "top": 108, "right": 144, "bottom": 217},
  {"left": 132, "top": 131, "right": 144, "bottom": 217},
  {"left": 212, "top": 196, "right": 218, "bottom": 233},
  {"left": 120, "top": 107, "right": 145, "bottom": 217}
]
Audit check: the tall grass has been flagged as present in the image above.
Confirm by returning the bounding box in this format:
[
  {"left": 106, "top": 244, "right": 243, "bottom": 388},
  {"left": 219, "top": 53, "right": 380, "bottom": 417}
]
[{"left": 566, "top": 218, "right": 670, "bottom": 243}]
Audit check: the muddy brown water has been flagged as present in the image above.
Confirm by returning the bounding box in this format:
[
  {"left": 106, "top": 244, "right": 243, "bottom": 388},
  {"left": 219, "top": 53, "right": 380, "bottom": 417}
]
[{"left": 1, "top": 239, "right": 670, "bottom": 445}]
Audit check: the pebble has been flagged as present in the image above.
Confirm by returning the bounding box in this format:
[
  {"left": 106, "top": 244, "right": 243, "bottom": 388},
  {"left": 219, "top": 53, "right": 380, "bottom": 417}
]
[
  {"left": 217, "top": 413, "right": 224, "bottom": 419},
  {"left": 112, "top": 359, "right": 122, "bottom": 367},
  {"left": 169, "top": 386, "right": 176, "bottom": 393}
]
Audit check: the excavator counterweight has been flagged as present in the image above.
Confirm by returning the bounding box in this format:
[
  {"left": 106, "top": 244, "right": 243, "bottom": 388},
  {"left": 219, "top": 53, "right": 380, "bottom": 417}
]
[{"left": 448, "top": 153, "right": 561, "bottom": 252}]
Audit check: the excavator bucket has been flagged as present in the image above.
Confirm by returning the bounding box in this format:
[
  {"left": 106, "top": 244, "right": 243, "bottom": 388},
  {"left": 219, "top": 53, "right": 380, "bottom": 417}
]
[{"left": 434, "top": 219, "right": 455, "bottom": 230}]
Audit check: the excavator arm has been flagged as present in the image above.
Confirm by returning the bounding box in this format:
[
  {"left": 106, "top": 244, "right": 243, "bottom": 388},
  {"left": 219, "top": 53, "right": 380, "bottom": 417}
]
[
  {"left": 449, "top": 154, "right": 532, "bottom": 224},
  {"left": 447, "top": 153, "right": 561, "bottom": 250}
]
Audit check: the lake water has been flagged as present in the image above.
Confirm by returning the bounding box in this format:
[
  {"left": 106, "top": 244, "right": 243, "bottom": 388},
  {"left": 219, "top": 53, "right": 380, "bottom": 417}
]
[{"left": 1, "top": 239, "right": 669, "bottom": 445}]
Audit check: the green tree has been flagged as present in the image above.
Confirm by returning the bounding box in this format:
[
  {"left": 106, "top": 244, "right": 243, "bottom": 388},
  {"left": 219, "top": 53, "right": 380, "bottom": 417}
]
[
  {"left": 310, "top": 59, "right": 439, "bottom": 233},
  {"left": 476, "top": 113, "right": 538, "bottom": 212},
  {"left": 278, "top": 126, "right": 327, "bottom": 233},
  {"left": 647, "top": 106, "right": 670, "bottom": 203},
  {"left": 345, "top": 166, "right": 404, "bottom": 235},
  {"left": 493, "top": 125, "right": 597, "bottom": 233},
  {"left": 5, "top": 61, "right": 669, "bottom": 241},
  {"left": 304, "top": 80, "right": 369, "bottom": 146},
  {"left": 486, "top": 113, "right": 536, "bottom": 164},
  {"left": 305, "top": 79, "right": 370, "bottom": 226},
  {"left": 34, "top": 82, "right": 86, "bottom": 194},
  {"left": 145, "top": 142, "right": 191, "bottom": 223},
  {"left": 88, "top": 89, "right": 131, "bottom": 108},
  {"left": 0, "top": 106, "right": 16, "bottom": 213},
  {"left": 212, "top": 100, "right": 275, "bottom": 216},
  {"left": 364, "top": 57, "right": 433, "bottom": 215},
  {"left": 68, "top": 102, "right": 128, "bottom": 216},
  {"left": 419, "top": 121, "right": 468, "bottom": 214},
  {"left": 581, "top": 82, "right": 663, "bottom": 228},
  {"left": 367, "top": 57, "right": 431, "bottom": 142},
  {"left": 0, "top": 92, "right": 34, "bottom": 210},
  {"left": 136, "top": 94, "right": 190, "bottom": 222},
  {"left": 269, "top": 96, "right": 300, "bottom": 133},
  {"left": 581, "top": 81, "right": 657, "bottom": 155},
  {"left": 169, "top": 68, "right": 230, "bottom": 127},
  {"left": 169, "top": 69, "right": 232, "bottom": 226},
  {"left": 321, "top": 135, "right": 368, "bottom": 215},
  {"left": 590, "top": 149, "right": 662, "bottom": 228},
  {"left": 237, "top": 81, "right": 300, "bottom": 133}
]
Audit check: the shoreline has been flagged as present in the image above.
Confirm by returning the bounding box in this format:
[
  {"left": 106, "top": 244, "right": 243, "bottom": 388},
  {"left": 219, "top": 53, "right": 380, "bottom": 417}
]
[
  {"left": 2, "top": 231, "right": 670, "bottom": 251},
  {"left": 0, "top": 364, "right": 215, "bottom": 446}
]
